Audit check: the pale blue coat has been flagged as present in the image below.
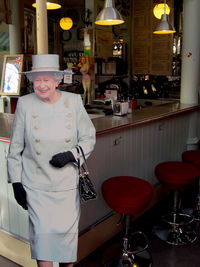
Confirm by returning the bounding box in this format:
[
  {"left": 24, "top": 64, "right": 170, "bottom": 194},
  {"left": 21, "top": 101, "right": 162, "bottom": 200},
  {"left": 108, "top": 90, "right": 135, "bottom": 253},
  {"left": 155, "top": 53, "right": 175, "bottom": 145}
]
[{"left": 7, "top": 91, "right": 96, "bottom": 261}]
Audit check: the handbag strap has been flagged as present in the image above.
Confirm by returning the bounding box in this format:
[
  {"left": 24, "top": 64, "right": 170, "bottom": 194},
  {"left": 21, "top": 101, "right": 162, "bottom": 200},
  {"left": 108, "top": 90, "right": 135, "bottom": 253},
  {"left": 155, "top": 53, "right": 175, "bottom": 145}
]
[
  {"left": 76, "top": 146, "right": 81, "bottom": 175},
  {"left": 78, "top": 145, "right": 86, "bottom": 162},
  {"left": 76, "top": 145, "right": 89, "bottom": 174}
]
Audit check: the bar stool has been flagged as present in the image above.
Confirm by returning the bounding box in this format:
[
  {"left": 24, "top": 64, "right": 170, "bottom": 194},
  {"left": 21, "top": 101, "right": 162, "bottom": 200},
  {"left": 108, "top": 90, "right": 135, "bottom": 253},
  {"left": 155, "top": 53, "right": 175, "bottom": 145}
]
[
  {"left": 182, "top": 150, "right": 200, "bottom": 220},
  {"left": 102, "top": 176, "right": 153, "bottom": 267},
  {"left": 154, "top": 161, "right": 200, "bottom": 245}
]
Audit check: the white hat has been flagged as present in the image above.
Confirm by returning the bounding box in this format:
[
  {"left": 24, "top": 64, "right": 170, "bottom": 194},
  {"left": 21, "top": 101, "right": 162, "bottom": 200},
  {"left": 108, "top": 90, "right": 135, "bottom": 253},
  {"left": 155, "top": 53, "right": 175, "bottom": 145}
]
[{"left": 21, "top": 54, "right": 66, "bottom": 74}]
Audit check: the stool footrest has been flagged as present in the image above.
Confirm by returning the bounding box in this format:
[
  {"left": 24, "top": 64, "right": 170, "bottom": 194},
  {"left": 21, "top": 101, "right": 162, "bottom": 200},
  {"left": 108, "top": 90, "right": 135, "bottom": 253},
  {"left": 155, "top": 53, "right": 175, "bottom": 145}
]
[
  {"left": 167, "top": 228, "right": 197, "bottom": 245},
  {"left": 162, "top": 213, "right": 194, "bottom": 226},
  {"left": 126, "top": 231, "right": 149, "bottom": 254}
]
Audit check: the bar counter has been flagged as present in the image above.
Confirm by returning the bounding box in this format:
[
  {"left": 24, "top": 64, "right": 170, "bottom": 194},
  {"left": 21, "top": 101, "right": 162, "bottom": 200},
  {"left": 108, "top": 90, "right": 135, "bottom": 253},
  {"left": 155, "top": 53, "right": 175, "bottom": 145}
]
[
  {"left": 92, "top": 101, "right": 200, "bottom": 135},
  {"left": 0, "top": 100, "right": 200, "bottom": 266}
]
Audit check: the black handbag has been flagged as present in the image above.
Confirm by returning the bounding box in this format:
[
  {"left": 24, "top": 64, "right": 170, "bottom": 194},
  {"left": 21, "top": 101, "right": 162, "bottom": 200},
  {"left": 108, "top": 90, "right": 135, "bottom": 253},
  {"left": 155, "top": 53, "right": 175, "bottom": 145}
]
[{"left": 76, "top": 145, "right": 97, "bottom": 202}]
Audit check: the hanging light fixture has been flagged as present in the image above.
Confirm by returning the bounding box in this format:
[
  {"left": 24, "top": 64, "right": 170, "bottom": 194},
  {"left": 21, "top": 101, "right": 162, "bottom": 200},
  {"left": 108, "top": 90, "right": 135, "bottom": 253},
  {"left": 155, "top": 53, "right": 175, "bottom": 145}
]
[
  {"left": 59, "top": 17, "right": 73, "bottom": 30},
  {"left": 32, "top": 0, "right": 61, "bottom": 10},
  {"left": 95, "top": 0, "right": 124, "bottom": 26},
  {"left": 153, "top": 0, "right": 176, "bottom": 34},
  {"left": 153, "top": 3, "right": 170, "bottom": 19}
]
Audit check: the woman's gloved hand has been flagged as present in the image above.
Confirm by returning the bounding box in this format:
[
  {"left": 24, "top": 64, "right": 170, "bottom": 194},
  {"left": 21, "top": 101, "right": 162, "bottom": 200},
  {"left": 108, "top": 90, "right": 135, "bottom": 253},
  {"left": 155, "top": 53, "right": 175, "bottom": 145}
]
[
  {"left": 49, "top": 151, "right": 76, "bottom": 168},
  {"left": 12, "top": 182, "right": 28, "bottom": 210}
]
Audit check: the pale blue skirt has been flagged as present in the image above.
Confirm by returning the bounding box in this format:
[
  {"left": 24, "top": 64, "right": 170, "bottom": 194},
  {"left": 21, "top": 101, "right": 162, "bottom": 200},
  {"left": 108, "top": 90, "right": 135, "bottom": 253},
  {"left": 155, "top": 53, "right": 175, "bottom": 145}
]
[{"left": 25, "top": 185, "right": 80, "bottom": 262}]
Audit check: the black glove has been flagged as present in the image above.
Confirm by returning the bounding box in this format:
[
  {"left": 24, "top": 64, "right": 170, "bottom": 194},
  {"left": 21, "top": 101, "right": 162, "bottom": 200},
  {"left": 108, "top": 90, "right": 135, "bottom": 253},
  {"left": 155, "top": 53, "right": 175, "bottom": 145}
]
[
  {"left": 49, "top": 151, "right": 76, "bottom": 168},
  {"left": 12, "top": 182, "right": 28, "bottom": 210}
]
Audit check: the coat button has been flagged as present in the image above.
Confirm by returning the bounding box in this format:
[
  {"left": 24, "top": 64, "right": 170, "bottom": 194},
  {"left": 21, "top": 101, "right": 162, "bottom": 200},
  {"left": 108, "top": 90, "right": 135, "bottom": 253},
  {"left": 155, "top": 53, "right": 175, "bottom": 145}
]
[
  {"left": 35, "top": 138, "right": 40, "bottom": 143},
  {"left": 66, "top": 113, "right": 72, "bottom": 118},
  {"left": 32, "top": 114, "right": 38, "bottom": 119},
  {"left": 64, "top": 98, "right": 69, "bottom": 108},
  {"left": 34, "top": 126, "right": 39, "bottom": 130},
  {"left": 66, "top": 125, "right": 72, "bottom": 130},
  {"left": 65, "top": 138, "right": 71, "bottom": 143},
  {"left": 36, "top": 151, "right": 41, "bottom": 155}
]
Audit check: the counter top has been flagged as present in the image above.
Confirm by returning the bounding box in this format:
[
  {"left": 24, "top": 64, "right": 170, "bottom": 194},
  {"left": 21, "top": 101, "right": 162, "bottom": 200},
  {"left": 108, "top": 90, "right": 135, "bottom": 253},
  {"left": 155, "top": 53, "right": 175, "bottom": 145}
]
[
  {"left": 0, "top": 100, "right": 200, "bottom": 140},
  {"left": 92, "top": 101, "right": 200, "bottom": 135}
]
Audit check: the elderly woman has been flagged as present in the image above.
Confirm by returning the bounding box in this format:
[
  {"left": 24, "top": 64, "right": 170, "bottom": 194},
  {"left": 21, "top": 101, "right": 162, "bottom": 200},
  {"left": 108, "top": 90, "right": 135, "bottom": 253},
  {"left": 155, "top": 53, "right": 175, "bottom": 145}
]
[{"left": 7, "top": 54, "right": 96, "bottom": 267}]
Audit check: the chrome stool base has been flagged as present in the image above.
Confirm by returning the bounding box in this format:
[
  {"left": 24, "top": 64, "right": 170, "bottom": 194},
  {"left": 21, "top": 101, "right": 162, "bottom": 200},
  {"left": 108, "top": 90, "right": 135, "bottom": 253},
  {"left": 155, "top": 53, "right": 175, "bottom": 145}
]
[
  {"left": 104, "top": 250, "right": 152, "bottom": 267},
  {"left": 154, "top": 212, "right": 197, "bottom": 245},
  {"left": 103, "top": 232, "right": 152, "bottom": 267},
  {"left": 166, "top": 228, "right": 196, "bottom": 245},
  {"left": 153, "top": 225, "right": 197, "bottom": 245}
]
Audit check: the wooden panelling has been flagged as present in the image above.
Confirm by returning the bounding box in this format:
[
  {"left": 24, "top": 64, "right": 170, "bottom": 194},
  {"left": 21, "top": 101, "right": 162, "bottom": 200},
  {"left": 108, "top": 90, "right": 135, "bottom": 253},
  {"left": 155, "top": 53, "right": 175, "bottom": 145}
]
[
  {"left": 0, "top": 142, "right": 29, "bottom": 241},
  {"left": 132, "top": 0, "right": 174, "bottom": 75}
]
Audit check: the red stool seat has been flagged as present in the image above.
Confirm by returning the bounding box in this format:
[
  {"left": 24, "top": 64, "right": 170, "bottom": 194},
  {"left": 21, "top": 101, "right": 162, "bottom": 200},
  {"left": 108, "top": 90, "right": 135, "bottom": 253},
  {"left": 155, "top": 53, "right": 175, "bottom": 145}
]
[
  {"left": 155, "top": 161, "right": 200, "bottom": 191},
  {"left": 182, "top": 150, "right": 200, "bottom": 168},
  {"left": 102, "top": 176, "right": 153, "bottom": 214}
]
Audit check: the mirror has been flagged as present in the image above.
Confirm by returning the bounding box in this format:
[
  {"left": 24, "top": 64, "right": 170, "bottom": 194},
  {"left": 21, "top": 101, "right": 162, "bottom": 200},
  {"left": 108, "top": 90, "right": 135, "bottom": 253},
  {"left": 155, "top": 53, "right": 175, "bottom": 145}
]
[{"left": 0, "top": 55, "right": 23, "bottom": 96}]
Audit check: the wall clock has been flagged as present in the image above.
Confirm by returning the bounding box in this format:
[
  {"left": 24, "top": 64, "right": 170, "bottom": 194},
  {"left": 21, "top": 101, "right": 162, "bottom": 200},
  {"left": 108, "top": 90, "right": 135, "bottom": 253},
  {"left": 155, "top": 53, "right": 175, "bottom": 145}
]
[{"left": 62, "top": 30, "right": 72, "bottom": 42}]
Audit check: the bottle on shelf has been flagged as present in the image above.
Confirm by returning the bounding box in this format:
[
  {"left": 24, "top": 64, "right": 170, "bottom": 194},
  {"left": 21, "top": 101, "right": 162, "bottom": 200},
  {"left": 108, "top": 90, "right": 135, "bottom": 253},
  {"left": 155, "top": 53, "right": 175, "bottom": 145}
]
[{"left": 131, "top": 96, "right": 137, "bottom": 111}]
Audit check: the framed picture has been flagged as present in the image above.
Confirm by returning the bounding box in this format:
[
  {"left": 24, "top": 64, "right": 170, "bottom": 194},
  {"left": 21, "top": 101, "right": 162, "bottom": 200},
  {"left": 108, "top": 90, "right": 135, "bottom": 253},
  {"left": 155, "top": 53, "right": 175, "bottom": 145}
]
[
  {"left": 0, "top": 54, "right": 24, "bottom": 96},
  {"left": 24, "top": 9, "right": 36, "bottom": 54}
]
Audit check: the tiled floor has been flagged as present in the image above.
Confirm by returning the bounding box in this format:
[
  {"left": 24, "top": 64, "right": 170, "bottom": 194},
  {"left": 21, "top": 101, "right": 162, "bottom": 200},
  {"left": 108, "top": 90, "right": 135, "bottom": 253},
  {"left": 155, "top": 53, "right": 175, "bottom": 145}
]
[
  {"left": 1, "top": 195, "right": 200, "bottom": 267},
  {"left": 74, "top": 224, "right": 200, "bottom": 267},
  {"left": 75, "top": 195, "right": 200, "bottom": 267}
]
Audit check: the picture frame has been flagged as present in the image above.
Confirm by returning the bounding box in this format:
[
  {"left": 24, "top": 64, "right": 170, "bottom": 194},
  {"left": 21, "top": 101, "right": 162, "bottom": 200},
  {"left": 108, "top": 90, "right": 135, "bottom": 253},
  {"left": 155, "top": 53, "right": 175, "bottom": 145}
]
[{"left": 0, "top": 54, "right": 24, "bottom": 96}]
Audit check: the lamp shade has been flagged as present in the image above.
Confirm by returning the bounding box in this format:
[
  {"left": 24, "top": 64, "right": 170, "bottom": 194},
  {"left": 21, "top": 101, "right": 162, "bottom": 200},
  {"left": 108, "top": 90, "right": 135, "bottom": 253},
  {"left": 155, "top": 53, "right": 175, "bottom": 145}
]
[
  {"left": 32, "top": 1, "right": 61, "bottom": 10},
  {"left": 59, "top": 17, "right": 73, "bottom": 30},
  {"left": 95, "top": 0, "right": 124, "bottom": 26},
  {"left": 153, "top": 3, "right": 170, "bottom": 19},
  {"left": 153, "top": 14, "right": 176, "bottom": 34}
]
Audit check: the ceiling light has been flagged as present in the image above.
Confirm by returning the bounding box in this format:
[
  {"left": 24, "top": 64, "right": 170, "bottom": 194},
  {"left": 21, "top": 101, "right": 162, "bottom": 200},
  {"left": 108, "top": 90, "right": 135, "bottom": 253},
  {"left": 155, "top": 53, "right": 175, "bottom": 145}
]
[
  {"left": 32, "top": 1, "right": 61, "bottom": 10},
  {"left": 153, "top": 14, "right": 176, "bottom": 34},
  {"left": 59, "top": 17, "right": 73, "bottom": 30},
  {"left": 153, "top": 3, "right": 170, "bottom": 19},
  {"left": 153, "top": 0, "right": 175, "bottom": 34},
  {"left": 95, "top": 0, "right": 124, "bottom": 26}
]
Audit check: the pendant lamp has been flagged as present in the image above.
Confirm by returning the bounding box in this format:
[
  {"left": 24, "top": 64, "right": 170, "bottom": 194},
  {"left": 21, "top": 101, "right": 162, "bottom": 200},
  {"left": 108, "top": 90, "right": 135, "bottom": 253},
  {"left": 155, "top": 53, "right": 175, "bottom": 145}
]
[
  {"left": 153, "top": 0, "right": 175, "bottom": 34},
  {"left": 32, "top": 0, "right": 61, "bottom": 10},
  {"left": 95, "top": 0, "right": 124, "bottom": 26},
  {"left": 59, "top": 17, "right": 73, "bottom": 30}
]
